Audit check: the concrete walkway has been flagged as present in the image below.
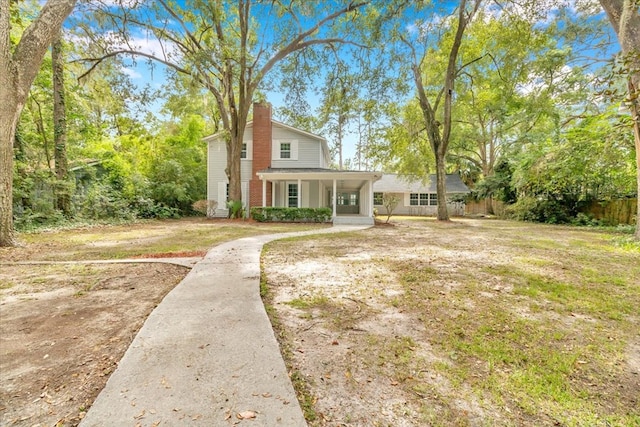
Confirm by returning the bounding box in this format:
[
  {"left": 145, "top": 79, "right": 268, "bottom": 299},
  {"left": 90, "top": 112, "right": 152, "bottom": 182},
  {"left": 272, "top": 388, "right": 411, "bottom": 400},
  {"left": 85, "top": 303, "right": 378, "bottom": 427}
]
[{"left": 79, "top": 225, "right": 369, "bottom": 427}]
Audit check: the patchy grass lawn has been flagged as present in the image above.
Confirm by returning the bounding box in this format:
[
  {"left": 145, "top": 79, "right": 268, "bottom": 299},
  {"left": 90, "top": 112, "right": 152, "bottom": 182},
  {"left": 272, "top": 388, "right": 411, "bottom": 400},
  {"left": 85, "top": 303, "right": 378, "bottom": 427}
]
[
  {"left": 1, "top": 217, "right": 327, "bottom": 261},
  {"left": 262, "top": 218, "right": 640, "bottom": 427}
]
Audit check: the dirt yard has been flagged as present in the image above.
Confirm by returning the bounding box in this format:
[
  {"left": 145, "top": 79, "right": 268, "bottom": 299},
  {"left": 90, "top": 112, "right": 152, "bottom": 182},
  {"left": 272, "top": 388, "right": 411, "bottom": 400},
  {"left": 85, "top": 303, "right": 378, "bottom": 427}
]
[
  {"left": 1, "top": 218, "right": 638, "bottom": 427},
  {"left": 262, "top": 218, "right": 640, "bottom": 426},
  {"left": 0, "top": 262, "right": 188, "bottom": 426}
]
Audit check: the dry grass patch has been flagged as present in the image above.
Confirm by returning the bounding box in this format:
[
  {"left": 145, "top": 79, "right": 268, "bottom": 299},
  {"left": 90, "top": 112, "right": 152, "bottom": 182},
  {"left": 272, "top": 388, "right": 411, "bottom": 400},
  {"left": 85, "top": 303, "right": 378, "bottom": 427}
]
[
  {"left": 262, "top": 218, "right": 640, "bottom": 426},
  {"left": 0, "top": 218, "right": 328, "bottom": 426},
  {"left": 1, "top": 218, "right": 327, "bottom": 261}
]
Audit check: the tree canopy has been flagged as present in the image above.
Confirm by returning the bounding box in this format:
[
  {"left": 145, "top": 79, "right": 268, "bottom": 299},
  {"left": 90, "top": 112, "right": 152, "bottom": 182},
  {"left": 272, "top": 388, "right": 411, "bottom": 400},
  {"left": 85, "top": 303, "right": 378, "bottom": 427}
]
[{"left": 1, "top": 0, "right": 638, "bottom": 245}]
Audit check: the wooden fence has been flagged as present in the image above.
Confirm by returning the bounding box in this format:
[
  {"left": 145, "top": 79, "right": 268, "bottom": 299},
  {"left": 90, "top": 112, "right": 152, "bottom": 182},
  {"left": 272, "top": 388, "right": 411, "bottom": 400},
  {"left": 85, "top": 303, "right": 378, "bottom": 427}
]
[
  {"left": 465, "top": 199, "right": 506, "bottom": 217},
  {"left": 465, "top": 198, "right": 638, "bottom": 225},
  {"left": 581, "top": 199, "right": 637, "bottom": 225}
]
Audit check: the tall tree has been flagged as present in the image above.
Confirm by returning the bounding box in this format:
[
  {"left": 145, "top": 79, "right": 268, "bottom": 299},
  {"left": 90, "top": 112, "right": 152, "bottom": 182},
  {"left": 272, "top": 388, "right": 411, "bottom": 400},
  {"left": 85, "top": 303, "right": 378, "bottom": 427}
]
[
  {"left": 0, "top": 0, "right": 77, "bottom": 246},
  {"left": 599, "top": 0, "right": 640, "bottom": 239},
  {"left": 319, "top": 62, "right": 359, "bottom": 170},
  {"left": 79, "top": 0, "right": 369, "bottom": 217},
  {"left": 404, "top": 0, "right": 482, "bottom": 220},
  {"left": 52, "top": 33, "right": 71, "bottom": 216}
]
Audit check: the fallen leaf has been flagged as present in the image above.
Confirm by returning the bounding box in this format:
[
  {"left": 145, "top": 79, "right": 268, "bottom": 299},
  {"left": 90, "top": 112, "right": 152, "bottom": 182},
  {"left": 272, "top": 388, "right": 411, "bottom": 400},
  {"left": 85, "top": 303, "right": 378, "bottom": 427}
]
[
  {"left": 262, "top": 392, "right": 272, "bottom": 398},
  {"left": 237, "top": 410, "right": 256, "bottom": 420}
]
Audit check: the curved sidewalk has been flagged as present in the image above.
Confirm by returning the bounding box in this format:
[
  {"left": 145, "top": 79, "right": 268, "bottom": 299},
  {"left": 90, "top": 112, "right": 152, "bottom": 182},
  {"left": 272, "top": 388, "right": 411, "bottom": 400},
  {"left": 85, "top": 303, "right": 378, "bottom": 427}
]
[{"left": 80, "top": 225, "right": 369, "bottom": 427}]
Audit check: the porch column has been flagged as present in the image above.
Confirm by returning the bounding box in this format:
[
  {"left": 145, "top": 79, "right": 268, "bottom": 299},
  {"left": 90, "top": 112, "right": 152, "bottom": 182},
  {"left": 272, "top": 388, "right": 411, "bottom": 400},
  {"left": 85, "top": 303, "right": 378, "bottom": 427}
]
[
  {"left": 332, "top": 179, "right": 337, "bottom": 218},
  {"left": 272, "top": 181, "right": 276, "bottom": 206},
  {"left": 368, "top": 179, "right": 374, "bottom": 217},
  {"left": 297, "top": 178, "right": 302, "bottom": 208},
  {"left": 262, "top": 178, "right": 267, "bottom": 207}
]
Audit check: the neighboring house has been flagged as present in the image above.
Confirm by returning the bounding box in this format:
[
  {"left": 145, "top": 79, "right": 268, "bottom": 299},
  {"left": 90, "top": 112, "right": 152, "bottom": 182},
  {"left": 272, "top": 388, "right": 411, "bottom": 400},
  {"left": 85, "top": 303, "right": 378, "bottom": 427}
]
[
  {"left": 205, "top": 103, "right": 382, "bottom": 225},
  {"left": 373, "top": 174, "right": 469, "bottom": 216}
]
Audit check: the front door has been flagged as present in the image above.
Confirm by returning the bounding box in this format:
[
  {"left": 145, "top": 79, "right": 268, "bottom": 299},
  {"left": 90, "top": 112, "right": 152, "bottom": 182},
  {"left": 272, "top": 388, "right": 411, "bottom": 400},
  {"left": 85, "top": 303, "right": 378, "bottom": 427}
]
[{"left": 336, "top": 191, "right": 359, "bottom": 214}]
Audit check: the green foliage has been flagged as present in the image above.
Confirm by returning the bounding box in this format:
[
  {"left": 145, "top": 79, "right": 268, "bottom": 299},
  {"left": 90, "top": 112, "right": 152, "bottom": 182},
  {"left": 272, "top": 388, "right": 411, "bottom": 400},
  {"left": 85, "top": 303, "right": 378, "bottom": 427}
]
[
  {"left": 130, "top": 197, "right": 180, "bottom": 219},
  {"left": 505, "top": 196, "right": 574, "bottom": 224},
  {"left": 76, "top": 183, "right": 136, "bottom": 221},
  {"left": 251, "top": 207, "right": 332, "bottom": 223},
  {"left": 473, "top": 159, "right": 517, "bottom": 204},
  {"left": 226, "top": 200, "right": 245, "bottom": 219}
]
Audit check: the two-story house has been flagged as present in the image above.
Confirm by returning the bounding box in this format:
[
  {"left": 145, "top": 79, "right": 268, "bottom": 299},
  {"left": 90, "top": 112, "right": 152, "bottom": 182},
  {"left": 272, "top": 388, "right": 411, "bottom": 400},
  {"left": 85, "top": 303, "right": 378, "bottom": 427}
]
[{"left": 205, "top": 102, "right": 382, "bottom": 225}]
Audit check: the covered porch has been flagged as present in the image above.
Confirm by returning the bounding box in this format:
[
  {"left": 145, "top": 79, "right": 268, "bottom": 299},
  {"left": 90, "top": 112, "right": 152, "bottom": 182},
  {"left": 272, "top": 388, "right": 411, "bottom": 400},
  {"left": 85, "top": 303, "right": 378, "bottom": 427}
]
[{"left": 255, "top": 168, "right": 383, "bottom": 225}]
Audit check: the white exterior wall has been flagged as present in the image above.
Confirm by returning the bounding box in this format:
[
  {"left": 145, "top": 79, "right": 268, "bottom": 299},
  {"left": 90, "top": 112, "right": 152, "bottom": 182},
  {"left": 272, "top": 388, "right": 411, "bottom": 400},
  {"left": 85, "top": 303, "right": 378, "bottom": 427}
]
[
  {"left": 271, "top": 125, "right": 326, "bottom": 168},
  {"left": 373, "top": 192, "right": 465, "bottom": 216},
  {"left": 207, "top": 131, "right": 254, "bottom": 217}
]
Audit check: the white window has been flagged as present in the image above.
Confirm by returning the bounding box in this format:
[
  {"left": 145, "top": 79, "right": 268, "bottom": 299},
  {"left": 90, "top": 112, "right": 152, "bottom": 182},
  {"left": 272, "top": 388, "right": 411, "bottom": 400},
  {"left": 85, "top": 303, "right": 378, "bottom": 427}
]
[
  {"left": 430, "top": 193, "right": 438, "bottom": 206},
  {"left": 410, "top": 193, "right": 429, "bottom": 206},
  {"left": 288, "top": 183, "right": 298, "bottom": 207},
  {"left": 280, "top": 143, "right": 291, "bottom": 159},
  {"left": 241, "top": 143, "right": 247, "bottom": 159},
  {"left": 273, "top": 139, "right": 298, "bottom": 160}
]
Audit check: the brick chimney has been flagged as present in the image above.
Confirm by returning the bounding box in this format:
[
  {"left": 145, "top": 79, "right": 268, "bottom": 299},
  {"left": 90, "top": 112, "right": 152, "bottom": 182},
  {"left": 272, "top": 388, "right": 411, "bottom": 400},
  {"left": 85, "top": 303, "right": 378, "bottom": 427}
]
[{"left": 249, "top": 102, "right": 273, "bottom": 210}]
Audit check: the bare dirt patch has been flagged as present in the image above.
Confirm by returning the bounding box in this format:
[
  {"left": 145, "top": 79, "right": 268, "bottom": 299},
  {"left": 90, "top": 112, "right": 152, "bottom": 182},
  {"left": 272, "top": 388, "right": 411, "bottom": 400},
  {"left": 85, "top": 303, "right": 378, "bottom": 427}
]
[
  {"left": 0, "top": 262, "right": 187, "bottom": 426},
  {"left": 263, "top": 218, "right": 640, "bottom": 426}
]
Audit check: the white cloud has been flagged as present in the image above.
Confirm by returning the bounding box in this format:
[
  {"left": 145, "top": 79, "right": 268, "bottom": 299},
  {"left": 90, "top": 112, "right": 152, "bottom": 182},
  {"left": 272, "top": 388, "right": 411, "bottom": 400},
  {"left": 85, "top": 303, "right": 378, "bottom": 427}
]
[{"left": 120, "top": 66, "right": 142, "bottom": 79}]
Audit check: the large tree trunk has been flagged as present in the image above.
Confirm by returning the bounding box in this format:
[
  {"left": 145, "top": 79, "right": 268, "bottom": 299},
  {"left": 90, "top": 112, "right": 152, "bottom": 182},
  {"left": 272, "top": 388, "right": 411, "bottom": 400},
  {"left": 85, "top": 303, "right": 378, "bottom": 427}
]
[
  {"left": 0, "top": 97, "right": 19, "bottom": 247},
  {"left": 0, "top": 0, "right": 77, "bottom": 246},
  {"left": 412, "top": 0, "right": 480, "bottom": 221},
  {"left": 52, "top": 35, "right": 71, "bottom": 216},
  {"left": 434, "top": 147, "right": 449, "bottom": 220},
  {"left": 599, "top": 0, "right": 640, "bottom": 239}
]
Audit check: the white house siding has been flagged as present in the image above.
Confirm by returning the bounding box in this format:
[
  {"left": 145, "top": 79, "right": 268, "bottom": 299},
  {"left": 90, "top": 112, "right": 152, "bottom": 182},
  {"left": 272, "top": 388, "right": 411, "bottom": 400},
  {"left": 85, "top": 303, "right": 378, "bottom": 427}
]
[
  {"left": 207, "top": 135, "right": 254, "bottom": 217},
  {"left": 374, "top": 195, "right": 465, "bottom": 216},
  {"left": 271, "top": 125, "right": 324, "bottom": 168}
]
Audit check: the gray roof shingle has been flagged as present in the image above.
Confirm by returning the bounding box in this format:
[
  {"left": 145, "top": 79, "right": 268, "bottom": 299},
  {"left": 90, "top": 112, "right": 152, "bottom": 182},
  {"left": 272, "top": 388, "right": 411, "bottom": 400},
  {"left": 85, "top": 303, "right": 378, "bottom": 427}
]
[{"left": 373, "top": 174, "right": 470, "bottom": 193}]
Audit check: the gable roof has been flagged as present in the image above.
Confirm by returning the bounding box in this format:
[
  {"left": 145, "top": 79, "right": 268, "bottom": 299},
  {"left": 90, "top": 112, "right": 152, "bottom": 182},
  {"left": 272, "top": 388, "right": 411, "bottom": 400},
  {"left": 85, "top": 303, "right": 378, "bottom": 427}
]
[
  {"left": 202, "top": 120, "right": 326, "bottom": 144},
  {"left": 373, "top": 173, "right": 470, "bottom": 194}
]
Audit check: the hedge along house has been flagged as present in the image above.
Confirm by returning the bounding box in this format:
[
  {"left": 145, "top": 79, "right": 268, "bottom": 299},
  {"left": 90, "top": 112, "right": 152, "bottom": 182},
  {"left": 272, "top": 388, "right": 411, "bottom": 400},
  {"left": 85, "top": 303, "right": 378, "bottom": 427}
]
[
  {"left": 205, "top": 102, "right": 382, "bottom": 225},
  {"left": 373, "top": 174, "right": 470, "bottom": 216}
]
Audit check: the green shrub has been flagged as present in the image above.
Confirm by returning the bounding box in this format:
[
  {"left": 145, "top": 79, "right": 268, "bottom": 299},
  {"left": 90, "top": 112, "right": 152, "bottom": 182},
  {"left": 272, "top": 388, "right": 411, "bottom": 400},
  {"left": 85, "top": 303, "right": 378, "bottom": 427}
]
[
  {"left": 227, "top": 200, "right": 245, "bottom": 219},
  {"left": 77, "top": 183, "right": 136, "bottom": 221},
  {"left": 250, "top": 207, "right": 332, "bottom": 223},
  {"left": 131, "top": 197, "right": 181, "bottom": 219},
  {"left": 14, "top": 208, "right": 67, "bottom": 231},
  {"left": 505, "top": 196, "right": 572, "bottom": 224}
]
